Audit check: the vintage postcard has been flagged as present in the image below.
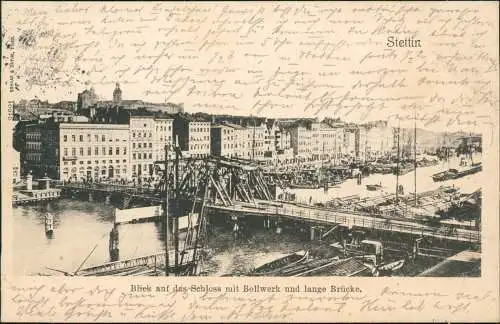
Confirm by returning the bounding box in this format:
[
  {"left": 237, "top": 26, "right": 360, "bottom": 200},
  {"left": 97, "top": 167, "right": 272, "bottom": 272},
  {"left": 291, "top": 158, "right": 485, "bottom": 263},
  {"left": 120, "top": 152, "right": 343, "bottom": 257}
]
[{"left": 1, "top": 1, "right": 499, "bottom": 322}]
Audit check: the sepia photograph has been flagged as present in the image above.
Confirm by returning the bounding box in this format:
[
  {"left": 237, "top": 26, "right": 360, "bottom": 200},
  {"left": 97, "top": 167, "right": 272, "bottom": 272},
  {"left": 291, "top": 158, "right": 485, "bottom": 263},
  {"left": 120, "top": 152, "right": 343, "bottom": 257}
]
[
  {"left": 2, "top": 1, "right": 498, "bottom": 322},
  {"left": 11, "top": 85, "right": 483, "bottom": 278}
]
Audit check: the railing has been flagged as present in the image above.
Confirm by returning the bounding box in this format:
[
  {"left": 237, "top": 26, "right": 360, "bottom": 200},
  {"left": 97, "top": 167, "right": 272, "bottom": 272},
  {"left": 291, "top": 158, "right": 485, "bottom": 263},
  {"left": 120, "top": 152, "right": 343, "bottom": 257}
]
[{"left": 207, "top": 202, "right": 480, "bottom": 243}]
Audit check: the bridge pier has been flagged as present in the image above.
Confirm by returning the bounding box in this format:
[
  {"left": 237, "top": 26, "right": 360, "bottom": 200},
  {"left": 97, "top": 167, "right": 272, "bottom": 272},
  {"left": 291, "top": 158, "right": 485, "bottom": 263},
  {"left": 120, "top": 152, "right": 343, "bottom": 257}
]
[
  {"left": 231, "top": 216, "right": 239, "bottom": 240},
  {"left": 263, "top": 216, "right": 271, "bottom": 229},
  {"left": 310, "top": 226, "right": 324, "bottom": 241},
  {"left": 275, "top": 217, "right": 282, "bottom": 235},
  {"left": 109, "top": 225, "right": 119, "bottom": 262},
  {"left": 88, "top": 193, "right": 93, "bottom": 202}
]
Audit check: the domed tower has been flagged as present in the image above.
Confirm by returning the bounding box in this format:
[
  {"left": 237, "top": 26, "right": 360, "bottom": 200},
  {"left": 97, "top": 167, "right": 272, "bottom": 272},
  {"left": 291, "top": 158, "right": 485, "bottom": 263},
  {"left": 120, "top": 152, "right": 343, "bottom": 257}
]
[{"left": 113, "top": 83, "right": 122, "bottom": 103}]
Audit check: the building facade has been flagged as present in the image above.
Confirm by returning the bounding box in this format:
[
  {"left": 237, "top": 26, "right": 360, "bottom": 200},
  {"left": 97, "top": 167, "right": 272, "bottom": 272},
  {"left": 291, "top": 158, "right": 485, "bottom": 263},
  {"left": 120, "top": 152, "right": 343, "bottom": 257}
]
[
  {"left": 24, "top": 123, "right": 59, "bottom": 178},
  {"left": 173, "top": 115, "right": 211, "bottom": 158},
  {"left": 211, "top": 124, "right": 236, "bottom": 158},
  {"left": 77, "top": 87, "right": 99, "bottom": 111},
  {"left": 59, "top": 124, "right": 130, "bottom": 182}
]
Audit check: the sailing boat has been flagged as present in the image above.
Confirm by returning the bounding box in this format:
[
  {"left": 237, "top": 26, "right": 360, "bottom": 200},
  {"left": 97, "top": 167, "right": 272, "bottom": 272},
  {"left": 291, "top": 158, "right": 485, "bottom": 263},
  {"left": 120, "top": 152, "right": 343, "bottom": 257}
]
[{"left": 432, "top": 134, "right": 481, "bottom": 181}]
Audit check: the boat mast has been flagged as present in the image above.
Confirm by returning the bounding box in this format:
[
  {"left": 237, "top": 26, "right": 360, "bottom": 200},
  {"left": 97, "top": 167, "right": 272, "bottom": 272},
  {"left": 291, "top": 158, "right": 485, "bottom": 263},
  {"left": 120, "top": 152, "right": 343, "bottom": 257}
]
[
  {"left": 174, "top": 135, "right": 180, "bottom": 276},
  {"left": 414, "top": 110, "right": 417, "bottom": 206},
  {"left": 252, "top": 116, "right": 256, "bottom": 161},
  {"left": 469, "top": 132, "right": 473, "bottom": 164},
  {"left": 395, "top": 122, "right": 400, "bottom": 204},
  {"left": 164, "top": 144, "right": 169, "bottom": 276}
]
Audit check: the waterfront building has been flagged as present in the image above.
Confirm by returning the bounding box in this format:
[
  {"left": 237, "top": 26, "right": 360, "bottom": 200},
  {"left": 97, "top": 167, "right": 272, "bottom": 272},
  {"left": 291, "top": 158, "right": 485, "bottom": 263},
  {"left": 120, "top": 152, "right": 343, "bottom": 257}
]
[
  {"left": 343, "top": 124, "right": 358, "bottom": 161},
  {"left": 363, "top": 121, "right": 393, "bottom": 161},
  {"left": 24, "top": 122, "right": 59, "bottom": 178},
  {"left": 226, "top": 123, "right": 250, "bottom": 159},
  {"left": 153, "top": 118, "right": 174, "bottom": 162},
  {"left": 59, "top": 123, "right": 130, "bottom": 182},
  {"left": 211, "top": 124, "right": 237, "bottom": 158},
  {"left": 129, "top": 116, "right": 156, "bottom": 183},
  {"left": 173, "top": 114, "right": 211, "bottom": 158},
  {"left": 290, "top": 125, "right": 312, "bottom": 161},
  {"left": 319, "top": 123, "right": 343, "bottom": 163},
  {"left": 24, "top": 122, "right": 130, "bottom": 181},
  {"left": 246, "top": 121, "right": 267, "bottom": 161}
]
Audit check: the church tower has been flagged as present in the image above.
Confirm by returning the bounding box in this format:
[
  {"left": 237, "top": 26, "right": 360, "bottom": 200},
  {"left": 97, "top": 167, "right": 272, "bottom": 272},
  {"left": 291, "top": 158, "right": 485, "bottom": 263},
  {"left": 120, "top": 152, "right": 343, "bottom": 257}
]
[{"left": 113, "top": 83, "right": 122, "bottom": 103}]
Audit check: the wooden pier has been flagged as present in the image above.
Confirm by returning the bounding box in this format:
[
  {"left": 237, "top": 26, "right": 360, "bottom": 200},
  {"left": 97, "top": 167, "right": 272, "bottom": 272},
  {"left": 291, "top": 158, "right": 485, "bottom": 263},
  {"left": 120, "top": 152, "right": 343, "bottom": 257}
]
[{"left": 12, "top": 189, "right": 62, "bottom": 206}]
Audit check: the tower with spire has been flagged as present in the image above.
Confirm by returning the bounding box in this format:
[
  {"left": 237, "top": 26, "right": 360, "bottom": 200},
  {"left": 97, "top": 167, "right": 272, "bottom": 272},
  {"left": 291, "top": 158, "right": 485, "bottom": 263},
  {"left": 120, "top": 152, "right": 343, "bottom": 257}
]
[{"left": 113, "top": 82, "right": 122, "bottom": 104}]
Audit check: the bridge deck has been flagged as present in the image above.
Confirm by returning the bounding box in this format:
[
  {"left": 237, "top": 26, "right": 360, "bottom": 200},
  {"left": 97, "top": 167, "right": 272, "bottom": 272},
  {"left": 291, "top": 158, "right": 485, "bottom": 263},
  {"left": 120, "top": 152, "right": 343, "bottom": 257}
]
[
  {"left": 207, "top": 201, "right": 480, "bottom": 243},
  {"left": 58, "top": 182, "right": 480, "bottom": 244}
]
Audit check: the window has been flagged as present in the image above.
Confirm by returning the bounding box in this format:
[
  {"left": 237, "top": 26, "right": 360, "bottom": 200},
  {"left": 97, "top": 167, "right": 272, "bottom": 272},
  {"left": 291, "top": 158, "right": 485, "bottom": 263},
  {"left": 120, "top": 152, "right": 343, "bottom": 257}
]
[
  {"left": 116, "top": 147, "right": 119, "bottom": 155},
  {"left": 79, "top": 135, "right": 83, "bottom": 142},
  {"left": 149, "top": 143, "right": 152, "bottom": 148},
  {"left": 133, "top": 143, "right": 136, "bottom": 148},
  {"left": 72, "top": 135, "right": 76, "bottom": 142},
  {"left": 133, "top": 153, "right": 136, "bottom": 159},
  {"left": 95, "top": 147, "right": 99, "bottom": 156},
  {"left": 95, "top": 135, "right": 99, "bottom": 142},
  {"left": 116, "top": 160, "right": 119, "bottom": 163},
  {"left": 132, "top": 165, "right": 136, "bottom": 171},
  {"left": 143, "top": 153, "right": 147, "bottom": 159},
  {"left": 149, "top": 153, "right": 152, "bottom": 159},
  {"left": 109, "top": 148, "right": 113, "bottom": 155},
  {"left": 64, "top": 148, "right": 68, "bottom": 156},
  {"left": 102, "top": 147, "right": 106, "bottom": 155},
  {"left": 123, "top": 147, "right": 127, "bottom": 155},
  {"left": 63, "top": 135, "right": 67, "bottom": 142},
  {"left": 79, "top": 148, "right": 84, "bottom": 155},
  {"left": 138, "top": 154, "right": 141, "bottom": 159},
  {"left": 102, "top": 135, "right": 105, "bottom": 142},
  {"left": 88, "top": 147, "right": 91, "bottom": 156},
  {"left": 87, "top": 134, "right": 91, "bottom": 141},
  {"left": 138, "top": 143, "right": 142, "bottom": 148},
  {"left": 95, "top": 160, "right": 99, "bottom": 164}
]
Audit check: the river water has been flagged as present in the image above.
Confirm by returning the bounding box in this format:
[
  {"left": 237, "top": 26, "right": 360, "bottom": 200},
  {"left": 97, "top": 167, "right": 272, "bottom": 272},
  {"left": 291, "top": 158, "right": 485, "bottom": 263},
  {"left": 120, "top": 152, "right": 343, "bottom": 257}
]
[
  {"left": 11, "top": 156, "right": 481, "bottom": 276},
  {"left": 12, "top": 199, "right": 306, "bottom": 276}
]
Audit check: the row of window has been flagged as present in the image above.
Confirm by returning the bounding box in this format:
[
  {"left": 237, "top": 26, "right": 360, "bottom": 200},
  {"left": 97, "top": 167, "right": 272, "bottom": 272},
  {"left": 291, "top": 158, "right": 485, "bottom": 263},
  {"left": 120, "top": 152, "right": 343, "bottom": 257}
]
[
  {"left": 63, "top": 159, "right": 127, "bottom": 165},
  {"left": 190, "top": 127, "right": 210, "bottom": 133},
  {"left": 63, "top": 147, "right": 128, "bottom": 156},
  {"left": 189, "top": 144, "right": 210, "bottom": 151},
  {"left": 132, "top": 153, "right": 153, "bottom": 160},
  {"left": 132, "top": 142, "right": 153, "bottom": 149},
  {"left": 132, "top": 132, "right": 152, "bottom": 138},
  {"left": 63, "top": 134, "right": 125, "bottom": 142},
  {"left": 190, "top": 136, "right": 210, "bottom": 141}
]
